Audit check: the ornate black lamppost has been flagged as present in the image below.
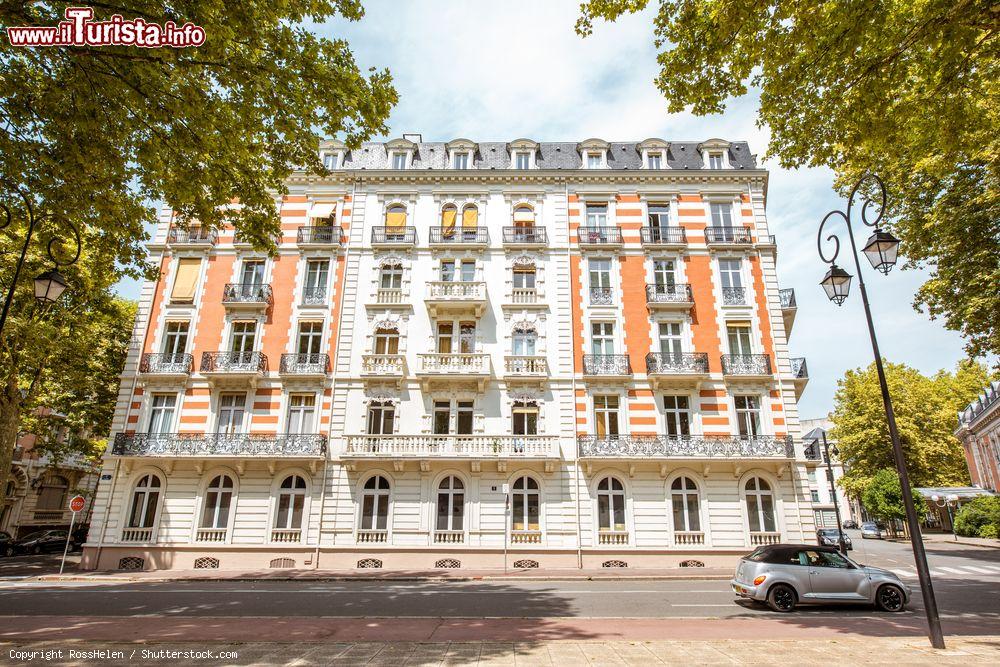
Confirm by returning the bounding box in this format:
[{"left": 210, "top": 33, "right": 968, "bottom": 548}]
[
  {"left": 0, "top": 190, "right": 81, "bottom": 337},
  {"left": 817, "top": 173, "right": 945, "bottom": 649},
  {"left": 804, "top": 426, "right": 847, "bottom": 554}
]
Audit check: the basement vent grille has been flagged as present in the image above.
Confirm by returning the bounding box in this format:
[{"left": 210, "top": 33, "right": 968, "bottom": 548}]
[
  {"left": 357, "top": 558, "right": 383, "bottom": 569},
  {"left": 117, "top": 556, "right": 144, "bottom": 571},
  {"left": 194, "top": 557, "right": 220, "bottom": 569},
  {"left": 513, "top": 559, "right": 539, "bottom": 569},
  {"left": 602, "top": 560, "right": 628, "bottom": 568},
  {"left": 435, "top": 558, "right": 461, "bottom": 569},
  {"left": 270, "top": 558, "right": 295, "bottom": 569}
]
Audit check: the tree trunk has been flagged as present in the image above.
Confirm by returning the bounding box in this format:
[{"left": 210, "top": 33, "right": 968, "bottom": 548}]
[{"left": 0, "top": 376, "right": 23, "bottom": 496}]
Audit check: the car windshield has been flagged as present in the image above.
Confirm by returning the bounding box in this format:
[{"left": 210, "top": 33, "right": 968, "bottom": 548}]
[
  {"left": 862, "top": 523, "right": 877, "bottom": 528},
  {"left": 818, "top": 529, "right": 840, "bottom": 535},
  {"left": 745, "top": 547, "right": 768, "bottom": 562}
]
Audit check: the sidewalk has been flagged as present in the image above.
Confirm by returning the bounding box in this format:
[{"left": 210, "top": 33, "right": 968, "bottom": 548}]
[{"left": 914, "top": 532, "right": 1000, "bottom": 549}]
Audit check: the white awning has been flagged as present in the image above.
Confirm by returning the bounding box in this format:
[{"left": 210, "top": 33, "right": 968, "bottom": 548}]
[{"left": 309, "top": 203, "right": 336, "bottom": 220}]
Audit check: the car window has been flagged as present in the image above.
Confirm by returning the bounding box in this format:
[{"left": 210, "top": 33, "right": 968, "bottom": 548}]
[
  {"left": 49, "top": 532, "right": 67, "bottom": 538},
  {"left": 814, "top": 551, "right": 852, "bottom": 568},
  {"left": 19, "top": 531, "right": 45, "bottom": 541},
  {"left": 745, "top": 547, "right": 768, "bottom": 562}
]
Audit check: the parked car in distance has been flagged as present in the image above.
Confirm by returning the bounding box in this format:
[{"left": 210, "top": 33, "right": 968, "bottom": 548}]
[
  {"left": 861, "top": 522, "right": 885, "bottom": 539},
  {"left": 731, "top": 543, "right": 910, "bottom": 613},
  {"left": 70, "top": 524, "right": 90, "bottom": 550},
  {"left": 0, "top": 531, "right": 15, "bottom": 557},
  {"left": 817, "top": 528, "right": 853, "bottom": 550},
  {"left": 842, "top": 519, "right": 858, "bottom": 529},
  {"left": 13, "top": 530, "right": 69, "bottom": 555}
]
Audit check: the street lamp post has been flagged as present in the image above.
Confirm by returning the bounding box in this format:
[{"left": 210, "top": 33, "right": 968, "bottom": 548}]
[
  {"left": 805, "top": 428, "right": 848, "bottom": 555},
  {"left": 930, "top": 494, "right": 959, "bottom": 541},
  {"left": 816, "top": 173, "right": 946, "bottom": 650}
]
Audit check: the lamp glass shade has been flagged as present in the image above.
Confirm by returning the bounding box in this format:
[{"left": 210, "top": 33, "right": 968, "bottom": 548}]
[
  {"left": 34, "top": 269, "right": 67, "bottom": 304},
  {"left": 863, "top": 229, "right": 900, "bottom": 275},
  {"left": 820, "top": 264, "right": 852, "bottom": 305}
]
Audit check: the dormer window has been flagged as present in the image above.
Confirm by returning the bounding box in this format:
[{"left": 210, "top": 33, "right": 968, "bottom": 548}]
[
  {"left": 586, "top": 152, "right": 603, "bottom": 169},
  {"left": 708, "top": 152, "right": 724, "bottom": 169},
  {"left": 647, "top": 153, "right": 662, "bottom": 169},
  {"left": 322, "top": 153, "right": 339, "bottom": 170},
  {"left": 391, "top": 152, "right": 407, "bottom": 170},
  {"left": 453, "top": 152, "right": 470, "bottom": 169},
  {"left": 697, "top": 139, "right": 732, "bottom": 169},
  {"left": 514, "top": 152, "right": 531, "bottom": 169}
]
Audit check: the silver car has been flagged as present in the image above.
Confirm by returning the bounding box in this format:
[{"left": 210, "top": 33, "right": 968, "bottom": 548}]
[
  {"left": 861, "top": 522, "right": 885, "bottom": 539},
  {"left": 730, "top": 544, "right": 910, "bottom": 612}
]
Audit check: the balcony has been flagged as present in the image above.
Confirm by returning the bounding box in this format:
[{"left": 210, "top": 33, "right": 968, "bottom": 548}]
[
  {"left": 502, "top": 226, "right": 547, "bottom": 248},
  {"left": 112, "top": 432, "right": 327, "bottom": 458},
  {"left": 222, "top": 283, "right": 272, "bottom": 309},
  {"left": 361, "top": 354, "right": 406, "bottom": 384},
  {"left": 416, "top": 353, "right": 491, "bottom": 390},
  {"left": 577, "top": 435, "right": 796, "bottom": 460},
  {"left": 196, "top": 528, "right": 227, "bottom": 543},
  {"left": 511, "top": 531, "right": 542, "bottom": 545},
  {"left": 200, "top": 351, "right": 267, "bottom": 387},
  {"left": 577, "top": 226, "right": 623, "bottom": 250},
  {"left": 357, "top": 529, "right": 388, "bottom": 544},
  {"left": 751, "top": 531, "right": 782, "bottom": 546},
  {"left": 582, "top": 354, "right": 632, "bottom": 382},
  {"left": 371, "top": 226, "right": 417, "bottom": 248},
  {"left": 721, "top": 286, "right": 747, "bottom": 306},
  {"left": 120, "top": 528, "right": 153, "bottom": 543},
  {"left": 367, "top": 287, "right": 410, "bottom": 310},
  {"left": 705, "top": 226, "right": 753, "bottom": 247},
  {"left": 504, "top": 355, "right": 549, "bottom": 385},
  {"left": 640, "top": 226, "right": 686, "bottom": 248},
  {"left": 503, "top": 287, "right": 546, "bottom": 310},
  {"left": 167, "top": 227, "right": 217, "bottom": 247},
  {"left": 271, "top": 529, "right": 301, "bottom": 543},
  {"left": 791, "top": 357, "right": 809, "bottom": 399},
  {"left": 645, "top": 352, "right": 710, "bottom": 388},
  {"left": 301, "top": 285, "right": 327, "bottom": 307},
  {"left": 433, "top": 530, "right": 465, "bottom": 545},
  {"left": 279, "top": 353, "right": 329, "bottom": 380},
  {"left": 721, "top": 354, "right": 772, "bottom": 381},
  {"left": 645, "top": 284, "right": 693, "bottom": 310},
  {"left": 598, "top": 531, "right": 629, "bottom": 546},
  {"left": 757, "top": 235, "right": 777, "bottom": 249},
  {"left": 674, "top": 531, "right": 705, "bottom": 546},
  {"left": 425, "top": 281, "right": 487, "bottom": 317},
  {"left": 589, "top": 287, "right": 614, "bottom": 306},
  {"left": 33, "top": 510, "right": 66, "bottom": 522},
  {"left": 428, "top": 226, "right": 489, "bottom": 248},
  {"left": 343, "top": 435, "right": 559, "bottom": 461},
  {"left": 780, "top": 288, "right": 797, "bottom": 335},
  {"left": 138, "top": 353, "right": 193, "bottom": 383},
  {"left": 296, "top": 225, "right": 345, "bottom": 249}
]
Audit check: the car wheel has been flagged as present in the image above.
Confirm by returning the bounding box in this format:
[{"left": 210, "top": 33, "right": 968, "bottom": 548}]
[
  {"left": 31, "top": 545, "right": 41, "bottom": 555},
  {"left": 3, "top": 546, "right": 13, "bottom": 557},
  {"left": 767, "top": 584, "right": 797, "bottom": 613},
  {"left": 876, "top": 585, "right": 905, "bottom": 612}
]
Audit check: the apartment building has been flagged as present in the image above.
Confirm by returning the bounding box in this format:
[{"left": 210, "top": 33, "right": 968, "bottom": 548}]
[
  {"left": 956, "top": 381, "right": 1000, "bottom": 492},
  {"left": 81, "top": 136, "right": 817, "bottom": 572}
]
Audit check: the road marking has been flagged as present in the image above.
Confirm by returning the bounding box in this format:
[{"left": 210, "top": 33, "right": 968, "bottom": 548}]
[
  {"left": 938, "top": 567, "right": 968, "bottom": 574},
  {"left": 891, "top": 570, "right": 917, "bottom": 578},
  {"left": 670, "top": 604, "right": 735, "bottom": 607},
  {"left": 963, "top": 566, "right": 997, "bottom": 574}
]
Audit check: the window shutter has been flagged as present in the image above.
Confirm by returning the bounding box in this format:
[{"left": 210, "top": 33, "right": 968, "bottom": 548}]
[
  {"left": 462, "top": 207, "right": 478, "bottom": 228},
  {"left": 385, "top": 210, "right": 406, "bottom": 228},
  {"left": 441, "top": 207, "right": 456, "bottom": 237},
  {"left": 171, "top": 258, "right": 201, "bottom": 303}
]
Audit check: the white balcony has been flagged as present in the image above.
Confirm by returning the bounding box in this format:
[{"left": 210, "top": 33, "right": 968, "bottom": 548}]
[
  {"left": 416, "top": 352, "right": 491, "bottom": 390},
  {"left": 270, "top": 529, "right": 301, "bottom": 543},
  {"left": 750, "top": 531, "right": 782, "bottom": 546},
  {"left": 510, "top": 531, "right": 542, "bottom": 545},
  {"left": 120, "top": 528, "right": 153, "bottom": 543},
  {"left": 425, "top": 281, "right": 487, "bottom": 317},
  {"left": 597, "top": 531, "right": 629, "bottom": 546},
  {"left": 502, "top": 288, "right": 547, "bottom": 310},
  {"left": 357, "top": 529, "right": 388, "bottom": 544},
  {"left": 674, "top": 531, "right": 705, "bottom": 546},
  {"left": 195, "top": 528, "right": 227, "bottom": 543},
  {"left": 361, "top": 354, "right": 406, "bottom": 385},
  {"left": 343, "top": 435, "right": 559, "bottom": 463},
  {"left": 433, "top": 530, "right": 465, "bottom": 545},
  {"left": 366, "top": 288, "right": 411, "bottom": 311},
  {"left": 504, "top": 355, "right": 549, "bottom": 385}
]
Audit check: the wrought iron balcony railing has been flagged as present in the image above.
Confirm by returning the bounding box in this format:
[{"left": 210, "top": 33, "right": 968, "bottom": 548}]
[
  {"left": 640, "top": 227, "right": 686, "bottom": 245},
  {"left": 280, "top": 353, "right": 329, "bottom": 375},
  {"left": 200, "top": 351, "right": 268, "bottom": 373},
  {"left": 645, "top": 352, "right": 709, "bottom": 375},
  {"left": 791, "top": 357, "right": 808, "bottom": 379},
  {"left": 371, "top": 226, "right": 417, "bottom": 245},
  {"left": 705, "top": 226, "right": 753, "bottom": 244},
  {"left": 113, "top": 432, "right": 327, "bottom": 457},
  {"left": 578, "top": 434, "right": 795, "bottom": 459},
  {"left": 779, "top": 288, "right": 797, "bottom": 309},
  {"left": 222, "top": 283, "right": 273, "bottom": 305},
  {"left": 721, "top": 354, "right": 772, "bottom": 376},
  {"left": 344, "top": 434, "right": 558, "bottom": 458},
  {"left": 167, "top": 227, "right": 217, "bottom": 245},
  {"left": 302, "top": 285, "right": 327, "bottom": 306},
  {"left": 139, "top": 353, "right": 193, "bottom": 375},
  {"left": 646, "top": 283, "right": 693, "bottom": 304},
  {"left": 577, "top": 226, "right": 623, "bottom": 245},
  {"left": 428, "top": 226, "right": 489, "bottom": 245},
  {"left": 297, "top": 226, "right": 345, "bottom": 245},
  {"left": 590, "top": 287, "right": 614, "bottom": 305},
  {"left": 722, "top": 286, "right": 747, "bottom": 305},
  {"left": 583, "top": 354, "right": 632, "bottom": 376},
  {"left": 502, "top": 227, "right": 548, "bottom": 245}
]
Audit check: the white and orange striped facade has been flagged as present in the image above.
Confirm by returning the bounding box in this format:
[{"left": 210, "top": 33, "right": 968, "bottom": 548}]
[{"left": 82, "top": 137, "right": 819, "bottom": 572}]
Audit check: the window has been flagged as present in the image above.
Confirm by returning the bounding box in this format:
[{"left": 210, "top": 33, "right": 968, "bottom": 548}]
[
  {"left": 286, "top": 394, "right": 316, "bottom": 434},
  {"left": 594, "top": 395, "right": 620, "bottom": 437},
  {"left": 440, "top": 204, "right": 457, "bottom": 237},
  {"left": 440, "top": 259, "right": 477, "bottom": 282},
  {"left": 373, "top": 327, "right": 399, "bottom": 355},
  {"left": 512, "top": 266, "right": 536, "bottom": 290},
  {"left": 216, "top": 393, "right": 247, "bottom": 434},
  {"left": 147, "top": 394, "right": 177, "bottom": 434},
  {"left": 275, "top": 475, "right": 306, "bottom": 531},
  {"left": 745, "top": 477, "right": 776, "bottom": 532},
  {"left": 647, "top": 153, "right": 662, "bottom": 169},
  {"left": 710, "top": 202, "right": 734, "bottom": 228},
  {"left": 652, "top": 260, "right": 676, "bottom": 294},
  {"left": 379, "top": 263, "right": 403, "bottom": 290},
  {"left": 512, "top": 476, "right": 540, "bottom": 531},
  {"left": 36, "top": 475, "right": 68, "bottom": 510},
  {"left": 360, "top": 476, "right": 390, "bottom": 531},
  {"left": 671, "top": 476, "right": 701, "bottom": 532},
  {"left": 127, "top": 474, "right": 161, "bottom": 529},
  {"left": 304, "top": 259, "right": 329, "bottom": 301},
  {"left": 201, "top": 475, "right": 234, "bottom": 529},
  {"left": 461, "top": 204, "right": 479, "bottom": 239},
  {"left": 391, "top": 152, "right": 407, "bottom": 170},
  {"left": 648, "top": 204, "right": 670, "bottom": 230},
  {"left": 811, "top": 490, "right": 821, "bottom": 503},
  {"left": 433, "top": 400, "right": 451, "bottom": 435},
  {"left": 240, "top": 260, "right": 265, "bottom": 287},
  {"left": 512, "top": 401, "right": 538, "bottom": 435},
  {"left": 322, "top": 153, "right": 339, "bottom": 170},
  {"left": 230, "top": 321, "right": 257, "bottom": 353},
  {"left": 597, "top": 476, "right": 626, "bottom": 531},
  {"left": 435, "top": 476, "right": 465, "bottom": 532},
  {"left": 163, "top": 321, "right": 189, "bottom": 355},
  {"left": 735, "top": 396, "right": 761, "bottom": 437},
  {"left": 297, "top": 321, "right": 323, "bottom": 356},
  {"left": 589, "top": 259, "right": 611, "bottom": 290},
  {"left": 514, "top": 152, "right": 531, "bottom": 169},
  {"left": 432, "top": 400, "right": 473, "bottom": 434},
  {"left": 658, "top": 322, "right": 683, "bottom": 358},
  {"left": 367, "top": 401, "right": 395, "bottom": 435},
  {"left": 586, "top": 203, "right": 608, "bottom": 227},
  {"left": 662, "top": 395, "right": 691, "bottom": 437},
  {"left": 456, "top": 400, "right": 474, "bottom": 434},
  {"left": 458, "top": 322, "right": 476, "bottom": 353},
  {"left": 719, "top": 258, "right": 743, "bottom": 290},
  {"left": 586, "top": 152, "right": 603, "bottom": 169},
  {"left": 591, "top": 322, "right": 615, "bottom": 355},
  {"left": 385, "top": 204, "right": 407, "bottom": 229},
  {"left": 436, "top": 322, "right": 454, "bottom": 353},
  {"left": 513, "top": 204, "right": 535, "bottom": 228},
  {"left": 440, "top": 260, "right": 455, "bottom": 282},
  {"left": 453, "top": 152, "right": 470, "bottom": 169},
  {"left": 512, "top": 327, "right": 536, "bottom": 356},
  {"left": 170, "top": 258, "right": 201, "bottom": 304},
  {"left": 708, "top": 152, "right": 724, "bottom": 169},
  {"left": 727, "top": 324, "right": 753, "bottom": 356}
]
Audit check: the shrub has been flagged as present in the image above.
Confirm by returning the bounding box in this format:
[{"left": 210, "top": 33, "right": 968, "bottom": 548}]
[
  {"left": 978, "top": 524, "right": 999, "bottom": 540},
  {"left": 952, "top": 496, "right": 1000, "bottom": 537}
]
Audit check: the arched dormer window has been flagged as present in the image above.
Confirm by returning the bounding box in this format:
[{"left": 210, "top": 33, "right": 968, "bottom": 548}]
[
  {"left": 508, "top": 139, "right": 539, "bottom": 169},
  {"left": 578, "top": 138, "right": 610, "bottom": 169},
  {"left": 698, "top": 138, "right": 732, "bottom": 169}
]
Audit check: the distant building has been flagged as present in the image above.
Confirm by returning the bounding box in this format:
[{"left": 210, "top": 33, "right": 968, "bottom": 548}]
[
  {"left": 800, "top": 418, "right": 856, "bottom": 528},
  {"left": 955, "top": 381, "right": 1000, "bottom": 492}
]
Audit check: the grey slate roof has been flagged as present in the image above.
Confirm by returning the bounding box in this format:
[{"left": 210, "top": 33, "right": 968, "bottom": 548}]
[{"left": 338, "top": 141, "right": 757, "bottom": 170}]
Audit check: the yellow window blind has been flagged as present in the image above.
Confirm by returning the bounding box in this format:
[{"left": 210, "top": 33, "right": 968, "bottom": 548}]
[
  {"left": 441, "top": 207, "right": 457, "bottom": 237},
  {"left": 462, "top": 207, "right": 478, "bottom": 228},
  {"left": 171, "top": 258, "right": 201, "bottom": 303},
  {"left": 385, "top": 210, "right": 406, "bottom": 228}
]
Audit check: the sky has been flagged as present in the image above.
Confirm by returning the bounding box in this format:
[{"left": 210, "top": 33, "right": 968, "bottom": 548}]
[{"left": 118, "top": 0, "right": 975, "bottom": 420}]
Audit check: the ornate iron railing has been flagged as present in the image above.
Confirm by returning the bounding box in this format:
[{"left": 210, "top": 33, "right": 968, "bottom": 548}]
[
  {"left": 371, "top": 226, "right": 417, "bottom": 245},
  {"left": 297, "top": 226, "right": 344, "bottom": 245},
  {"left": 645, "top": 352, "right": 709, "bottom": 375},
  {"left": 113, "top": 432, "right": 327, "bottom": 456},
  {"left": 139, "top": 353, "right": 193, "bottom": 375},
  {"left": 646, "top": 283, "right": 692, "bottom": 304},
  {"left": 502, "top": 227, "right": 547, "bottom": 245},
  {"left": 791, "top": 357, "right": 808, "bottom": 379},
  {"left": 640, "top": 227, "right": 686, "bottom": 245},
  {"left": 280, "top": 353, "right": 329, "bottom": 375},
  {"left": 344, "top": 435, "right": 558, "bottom": 458},
  {"left": 589, "top": 287, "right": 614, "bottom": 305},
  {"left": 779, "top": 288, "right": 797, "bottom": 309},
  {"left": 578, "top": 434, "right": 795, "bottom": 459},
  {"left": 577, "top": 226, "right": 623, "bottom": 245},
  {"left": 583, "top": 354, "right": 632, "bottom": 376},
  {"left": 721, "top": 354, "right": 771, "bottom": 375},
  {"left": 222, "top": 283, "right": 273, "bottom": 305},
  {"left": 722, "top": 286, "right": 747, "bottom": 305},
  {"left": 302, "top": 285, "right": 327, "bottom": 306},
  {"left": 200, "top": 351, "right": 267, "bottom": 373},
  {"left": 705, "top": 226, "right": 752, "bottom": 244},
  {"left": 167, "top": 227, "right": 217, "bottom": 245},
  {"left": 428, "top": 226, "right": 489, "bottom": 244}
]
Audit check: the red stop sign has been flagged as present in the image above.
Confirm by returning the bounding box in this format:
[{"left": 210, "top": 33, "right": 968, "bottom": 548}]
[{"left": 69, "top": 495, "right": 85, "bottom": 513}]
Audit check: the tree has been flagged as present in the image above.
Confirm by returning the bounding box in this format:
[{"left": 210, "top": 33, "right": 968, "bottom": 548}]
[
  {"left": 577, "top": 1, "right": 1000, "bottom": 358},
  {"left": 952, "top": 496, "right": 1000, "bottom": 539},
  {"left": 830, "top": 359, "right": 995, "bottom": 499},
  {"left": 862, "top": 468, "right": 924, "bottom": 534}
]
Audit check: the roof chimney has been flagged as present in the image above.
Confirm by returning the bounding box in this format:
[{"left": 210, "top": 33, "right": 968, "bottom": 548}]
[{"left": 402, "top": 133, "right": 423, "bottom": 143}]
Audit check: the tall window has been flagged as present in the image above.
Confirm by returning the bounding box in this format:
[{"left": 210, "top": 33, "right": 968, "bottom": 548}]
[
  {"left": 147, "top": 394, "right": 177, "bottom": 434},
  {"left": 512, "top": 401, "right": 538, "bottom": 435},
  {"left": 456, "top": 400, "right": 474, "bottom": 434},
  {"left": 379, "top": 263, "right": 403, "bottom": 290},
  {"left": 459, "top": 322, "right": 476, "bottom": 353},
  {"left": 662, "top": 396, "right": 691, "bottom": 437},
  {"left": 201, "top": 475, "right": 234, "bottom": 529},
  {"left": 360, "top": 476, "right": 390, "bottom": 531},
  {"left": 163, "top": 321, "right": 189, "bottom": 355},
  {"left": 240, "top": 260, "right": 265, "bottom": 286},
  {"left": 513, "top": 266, "right": 536, "bottom": 290},
  {"left": 735, "top": 396, "right": 761, "bottom": 437},
  {"left": 597, "top": 477, "right": 626, "bottom": 532},
  {"left": 442, "top": 259, "right": 476, "bottom": 282},
  {"left": 727, "top": 324, "right": 753, "bottom": 356},
  {"left": 170, "top": 257, "right": 201, "bottom": 304},
  {"left": 710, "top": 202, "right": 734, "bottom": 227},
  {"left": 275, "top": 475, "right": 306, "bottom": 531},
  {"left": 589, "top": 258, "right": 611, "bottom": 288},
  {"left": 745, "top": 477, "right": 776, "bottom": 532},
  {"left": 719, "top": 258, "right": 743, "bottom": 291},
  {"left": 512, "top": 476, "right": 540, "bottom": 532},
  {"left": 453, "top": 152, "right": 470, "bottom": 169},
  {"left": 461, "top": 204, "right": 479, "bottom": 240},
  {"left": 586, "top": 203, "right": 607, "bottom": 227},
  {"left": 658, "top": 322, "right": 683, "bottom": 358},
  {"left": 440, "top": 260, "right": 456, "bottom": 282},
  {"left": 367, "top": 401, "right": 395, "bottom": 435},
  {"left": 586, "top": 152, "right": 602, "bottom": 169},
  {"left": 591, "top": 322, "right": 615, "bottom": 355},
  {"left": 128, "top": 474, "right": 161, "bottom": 529},
  {"left": 230, "top": 321, "right": 257, "bottom": 353},
  {"left": 216, "top": 393, "right": 246, "bottom": 434},
  {"left": 304, "top": 259, "right": 329, "bottom": 301},
  {"left": 286, "top": 394, "right": 316, "bottom": 434},
  {"left": 651, "top": 260, "right": 675, "bottom": 290},
  {"left": 671, "top": 476, "right": 701, "bottom": 532},
  {"left": 647, "top": 153, "right": 662, "bottom": 169},
  {"left": 436, "top": 476, "right": 465, "bottom": 532},
  {"left": 594, "top": 395, "right": 620, "bottom": 437},
  {"left": 440, "top": 204, "right": 457, "bottom": 237},
  {"left": 373, "top": 327, "right": 399, "bottom": 355},
  {"left": 708, "top": 152, "right": 724, "bottom": 169},
  {"left": 322, "top": 153, "right": 339, "bottom": 170},
  {"left": 512, "top": 326, "right": 536, "bottom": 356},
  {"left": 385, "top": 204, "right": 407, "bottom": 228},
  {"left": 36, "top": 475, "right": 68, "bottom": 510},
  {"left": 513, "top": 204, "right": 535, "bottom": 228},
  {"left": 436, "top": 322, "right": 454, "bottom": 354},
  {"left": 514, "top": 152, "right": 531, "bottom": 170},
  {"left": 433, "top": 400, "right": 451, "bottom": 435},
  {"left": 432, "top": 400, "right": 473, "bottom": 434},
  {"left": 297, "top": 321, "right": 323, "bottom": 356},
  {"left": 391, "top": 152, "right": 407, "bottom": 170}
]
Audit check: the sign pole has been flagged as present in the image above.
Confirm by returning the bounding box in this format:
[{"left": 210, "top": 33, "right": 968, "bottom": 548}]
[{"left": 61, "top": 495, "right": 86, "bottom": 575}]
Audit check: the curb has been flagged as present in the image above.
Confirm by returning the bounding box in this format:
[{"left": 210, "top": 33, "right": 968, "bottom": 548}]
[{"left": 32, "top": 573, "right": 734, "bottom": 584}]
